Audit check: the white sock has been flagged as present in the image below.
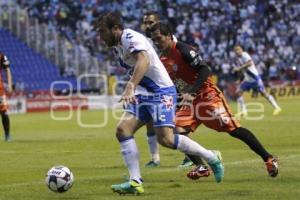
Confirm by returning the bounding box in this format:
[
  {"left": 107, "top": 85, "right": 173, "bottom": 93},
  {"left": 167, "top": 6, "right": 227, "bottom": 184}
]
[
  {"left": 267, "top": 95, "right": 280, "bottom": 109},
  {"left": 237, "top": 96, "right": 247, "bottom": 113},
  {"left": 147, "top": 135, "right": 160, "bottom": 162},
  {"left": 175, "top": 134, "right": 216, "bottom": 162},
  {"left": 120, "top": 138, "right": 142, "bottom": 183}
]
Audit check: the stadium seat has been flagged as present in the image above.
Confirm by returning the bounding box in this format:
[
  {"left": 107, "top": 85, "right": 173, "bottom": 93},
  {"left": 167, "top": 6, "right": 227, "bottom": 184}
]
[{"left": 0, "top": 28, "right": 84, "bottom": 92}]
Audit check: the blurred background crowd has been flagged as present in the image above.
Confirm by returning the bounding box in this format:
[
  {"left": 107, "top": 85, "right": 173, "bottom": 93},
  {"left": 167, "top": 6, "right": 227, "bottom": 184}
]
[{"left": 0, "top": 0, "right": 299, "bottom": 95}]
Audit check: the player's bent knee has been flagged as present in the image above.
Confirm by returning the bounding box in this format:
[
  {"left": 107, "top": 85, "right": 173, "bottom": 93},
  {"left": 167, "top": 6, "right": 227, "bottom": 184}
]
[
  {"left": 157, "top": 136, "right": 174, "bottom": 149},
  {"left": 154, "top": 127, "right": 175, "bottom": 148},
  {"left": 115, "top": 125, "right": 128, "bottom": 139}
]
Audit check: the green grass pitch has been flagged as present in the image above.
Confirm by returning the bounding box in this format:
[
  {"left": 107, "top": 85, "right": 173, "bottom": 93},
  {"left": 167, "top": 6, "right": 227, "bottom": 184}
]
[{"left": 0, "top": 99, "right": 299, "bottom": 200}]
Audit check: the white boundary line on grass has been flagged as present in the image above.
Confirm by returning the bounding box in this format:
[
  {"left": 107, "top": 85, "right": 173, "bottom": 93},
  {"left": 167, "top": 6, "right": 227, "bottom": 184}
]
[{"left": 0, "top": 154, "right": 299, "bottom": 189}]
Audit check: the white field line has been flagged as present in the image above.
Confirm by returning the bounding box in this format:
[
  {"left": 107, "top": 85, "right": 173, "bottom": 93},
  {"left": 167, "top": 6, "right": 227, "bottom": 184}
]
[{"left": 0, "top": 154, "right": 299, "bottom": 189}]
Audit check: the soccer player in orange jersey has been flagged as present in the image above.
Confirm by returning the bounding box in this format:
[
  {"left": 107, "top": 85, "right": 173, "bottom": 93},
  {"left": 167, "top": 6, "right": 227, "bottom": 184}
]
[
  {"left": 141, "top": 12, "right": 198, "bottom": 168},
  {"left": 150, "top": 22, "right": 278, "bottom": 178},
  {"left": 0, "top": 52, "right": 13, "bottom": 142}
]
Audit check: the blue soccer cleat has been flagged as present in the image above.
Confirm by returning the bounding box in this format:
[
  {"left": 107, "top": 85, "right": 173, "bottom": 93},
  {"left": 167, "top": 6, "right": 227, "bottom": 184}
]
[
  {"left": 111, "top": 180, "right": 144, "bottom": 195},
  {"left": 177, "top": 157, "right": 194, "bottom": 168},
  {"left": 145, "top": 160, "right": 160, "bottom": 167},
  {"left": 4, "top": 134, "right": 12, "bottom": 142},
  {"left": 208, "top": 158, "right": 224, "bottom": 183}
]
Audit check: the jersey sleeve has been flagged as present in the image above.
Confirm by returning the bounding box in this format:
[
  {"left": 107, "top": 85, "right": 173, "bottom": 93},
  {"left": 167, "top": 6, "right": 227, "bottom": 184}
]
[
  {"left": 176, "top": 42, "right": 208, "bottom": 70},
  {"left": 175, "top": 42, "right": 211, "bottom": 94},
  {"left": 242, "top": 52, "right": 252, "bottom": 62},
  {"left": 122, "top": 31, "right": 147, "bottom": 54}
]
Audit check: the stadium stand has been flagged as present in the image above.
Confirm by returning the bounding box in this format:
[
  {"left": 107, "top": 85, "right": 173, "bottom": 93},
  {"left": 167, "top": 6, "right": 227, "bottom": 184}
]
[
  {"left": 0, "top": 0, "right": 299, "bottom": 95},
  {"left": 0, "top": 28, "right": 82, "bottom": 92}
]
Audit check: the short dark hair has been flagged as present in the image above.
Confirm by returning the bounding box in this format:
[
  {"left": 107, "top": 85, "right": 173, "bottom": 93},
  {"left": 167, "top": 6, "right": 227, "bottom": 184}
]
[
  {"left": 150, "top": 22, "right": 173, "bottom": 37},
  {"left": 144, "top": 11, "right": 160, "bottom": 21},
  {"left": 234, "top": 44, "right": 243, "bottom": 49},
  {"left": 94, "top": 11, "right": 123, "bottom": 31}
]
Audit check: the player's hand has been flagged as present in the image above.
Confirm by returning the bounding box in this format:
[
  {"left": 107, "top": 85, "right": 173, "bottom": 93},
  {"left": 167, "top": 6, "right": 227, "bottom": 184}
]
[
  {"left": 119, "top": 83, "right": 137, "bottom": 107},
  {"left": 232, "top": 67, "right": 241, "bottom": 73},
  {"left": 179, "top": 93, "right": 195, "bottom": 109}
]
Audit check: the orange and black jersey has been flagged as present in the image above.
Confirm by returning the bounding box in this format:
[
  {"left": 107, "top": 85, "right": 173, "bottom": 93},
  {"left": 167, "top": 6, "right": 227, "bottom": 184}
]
[{"left": 160, "top": 41, "right": 214, "bottom": 94}]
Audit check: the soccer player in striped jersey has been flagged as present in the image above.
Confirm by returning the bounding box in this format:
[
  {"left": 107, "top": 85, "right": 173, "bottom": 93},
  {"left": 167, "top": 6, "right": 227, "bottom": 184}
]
[
  {"left": 95, "top": 12, "right": 224, "bottom": 195},
  {"left": 233, "top": 45, "right": 282, "bottom": 116}
]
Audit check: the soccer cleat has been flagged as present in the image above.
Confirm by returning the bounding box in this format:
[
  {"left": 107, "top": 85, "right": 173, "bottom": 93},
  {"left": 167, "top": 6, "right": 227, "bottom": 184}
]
[
  {"left": 4, "top": 134, "right": 12, "bottom": 142},
  {"left": 272, "top": 108, "right": 282, "bottom": 116},
  {"left": 187, "top": 165, "right": 211, "bottom": 180},
  {"left": 265, "top": 157, "right": 278, "bottom": 177},
  {"left": 111, "top": 180, "right": 144, "bottom": 195},
  {"left": 212, "top": 150, "right": 222, "bottom": 161},
  {"left": 208, "top": 159, "right": 224, "bottom": 183},
  {"left": 177, "top": 157, "right": 194, "bottom": 168},
  {"left": 145, "top": 160, "right": 160, "bottom": 167}
]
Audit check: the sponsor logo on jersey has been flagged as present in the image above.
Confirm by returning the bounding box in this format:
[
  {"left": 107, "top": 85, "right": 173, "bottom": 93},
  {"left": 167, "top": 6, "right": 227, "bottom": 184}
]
[
  {"left": 190, "top": 50, "right": 196, "bottom": 58},
  {"left": 126, "top": 33, "right": 133, "bottom": 39},
  {"left": 161, "top": 95, "right": 173, "bottom": 111}
]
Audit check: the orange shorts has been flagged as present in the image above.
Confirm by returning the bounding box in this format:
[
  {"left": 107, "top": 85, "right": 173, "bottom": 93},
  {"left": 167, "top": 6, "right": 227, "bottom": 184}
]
[
  {"left": 0, "top": 95, "right": 8, "bottom": 112},
  {"left": 176, "top": 86, "right": 240, "bottom": 133}
]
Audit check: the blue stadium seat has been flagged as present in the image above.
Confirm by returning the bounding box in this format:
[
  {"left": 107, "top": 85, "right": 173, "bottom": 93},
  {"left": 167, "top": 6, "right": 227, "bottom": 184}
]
[{"left": 0, "top": 28, "right": 85, "bottom": 92}]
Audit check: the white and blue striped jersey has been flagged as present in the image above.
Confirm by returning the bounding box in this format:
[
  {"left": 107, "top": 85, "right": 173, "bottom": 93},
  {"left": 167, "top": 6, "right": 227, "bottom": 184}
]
[
  {"left": 114, "top": 28, "right": 175, "bottom": 95},
  {"left": 236, "top": 52, "right": 261, "bottom": 83}
]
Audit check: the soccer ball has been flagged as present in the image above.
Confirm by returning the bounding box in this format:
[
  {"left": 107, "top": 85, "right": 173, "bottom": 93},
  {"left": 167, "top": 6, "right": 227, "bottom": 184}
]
[{"left": 45, "top": 165, "right": 74, "bottom": 193}]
